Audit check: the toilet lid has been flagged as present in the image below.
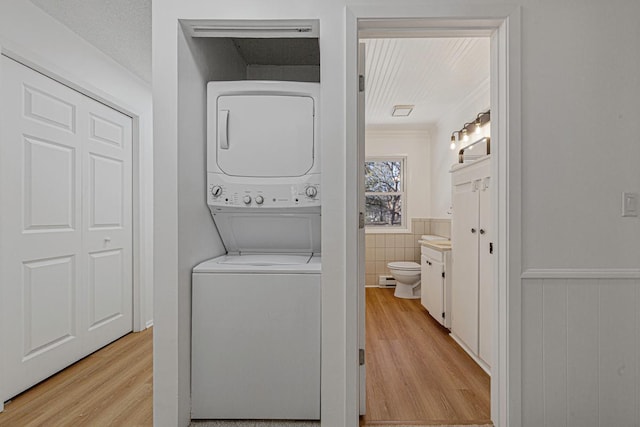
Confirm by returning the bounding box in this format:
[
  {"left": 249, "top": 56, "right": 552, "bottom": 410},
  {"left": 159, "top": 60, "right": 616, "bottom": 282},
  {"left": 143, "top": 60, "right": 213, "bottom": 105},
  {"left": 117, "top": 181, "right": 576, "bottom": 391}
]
[{"left": 388, "top": 261, "right": 421, "bottom": 271}]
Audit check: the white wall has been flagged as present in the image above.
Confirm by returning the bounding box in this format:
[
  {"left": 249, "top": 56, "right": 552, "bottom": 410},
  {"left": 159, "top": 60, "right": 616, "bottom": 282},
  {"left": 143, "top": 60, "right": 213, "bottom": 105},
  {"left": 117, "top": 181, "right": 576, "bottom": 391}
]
[
  {"left": 430, "top": 79, "right": 490, "bottom": 218},
  {"left": 365, "top": 130, "right": 431, "bottom": 229},
  {"left": 168, "top": 27, "right": 246, "bottom": 423},
  {"left": 0, "top": 3, "right": 154, "bottom": 327},
  {"left": 153, "top": 1, "right": 640, "bottom": 426}
]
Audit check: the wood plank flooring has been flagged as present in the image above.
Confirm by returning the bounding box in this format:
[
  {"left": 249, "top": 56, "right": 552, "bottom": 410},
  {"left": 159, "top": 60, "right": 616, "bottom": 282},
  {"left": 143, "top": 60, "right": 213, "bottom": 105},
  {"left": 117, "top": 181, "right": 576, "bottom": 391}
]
[
  {"left": 361, "top": 288, "right": 491, "bottom": 426},
  {"left": 0, "top": 328, "right": 153, "bottom": 427},
  {"left": 0, "top": 289, "right": 489, "bottom": 426}
]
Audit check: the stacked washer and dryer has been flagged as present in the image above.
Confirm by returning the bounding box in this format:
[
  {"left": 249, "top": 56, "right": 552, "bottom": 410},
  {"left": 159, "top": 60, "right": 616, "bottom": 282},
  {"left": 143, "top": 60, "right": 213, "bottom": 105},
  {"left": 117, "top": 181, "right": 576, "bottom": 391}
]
[{"left": 191, "top": 81, "right": 321, "bottom": 420}]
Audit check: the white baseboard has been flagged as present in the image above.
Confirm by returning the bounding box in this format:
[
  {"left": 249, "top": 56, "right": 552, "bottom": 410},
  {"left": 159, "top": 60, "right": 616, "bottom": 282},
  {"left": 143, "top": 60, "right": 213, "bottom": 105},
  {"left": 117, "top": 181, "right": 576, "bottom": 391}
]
[
  {"left": 145, "top": 319, "right": 154, "bottom": 329},
  {"left": 450, "top": 333, "right": 491, "bottom": 376}
]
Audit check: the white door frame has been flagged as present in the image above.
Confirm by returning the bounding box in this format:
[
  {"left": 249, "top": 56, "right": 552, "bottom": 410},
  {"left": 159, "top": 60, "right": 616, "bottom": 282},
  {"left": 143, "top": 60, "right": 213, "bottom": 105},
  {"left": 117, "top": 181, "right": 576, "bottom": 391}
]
[
  {"left": 0, "top": 40, "right": 149, "bottom": 407},
  {"left": 345, "top": 4, "right": 522, "bottom": 427}
]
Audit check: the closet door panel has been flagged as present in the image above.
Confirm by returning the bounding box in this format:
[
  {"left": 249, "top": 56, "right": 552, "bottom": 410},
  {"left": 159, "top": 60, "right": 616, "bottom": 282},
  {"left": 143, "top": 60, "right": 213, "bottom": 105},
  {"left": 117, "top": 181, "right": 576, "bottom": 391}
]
[
  {"left": 451, "top": 179, "right": 479, "bottom": 353},
  {"left": 1, "top": 56, "right": 84, "bottom": 399}
]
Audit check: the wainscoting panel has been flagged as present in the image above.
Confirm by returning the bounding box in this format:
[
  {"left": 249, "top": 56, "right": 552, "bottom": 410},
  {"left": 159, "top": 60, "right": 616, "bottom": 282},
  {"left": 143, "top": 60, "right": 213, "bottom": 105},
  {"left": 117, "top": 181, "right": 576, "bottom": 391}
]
[{"left": 521, "top": 273, "right": 640, "bottom": 427}]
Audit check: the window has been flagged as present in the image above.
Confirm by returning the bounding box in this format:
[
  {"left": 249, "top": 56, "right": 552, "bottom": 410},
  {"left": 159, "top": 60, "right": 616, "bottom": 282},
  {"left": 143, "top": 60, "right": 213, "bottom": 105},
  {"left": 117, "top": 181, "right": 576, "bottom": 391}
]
[{"left": 365, "top": 157, "right": 405, "bottom": 228}]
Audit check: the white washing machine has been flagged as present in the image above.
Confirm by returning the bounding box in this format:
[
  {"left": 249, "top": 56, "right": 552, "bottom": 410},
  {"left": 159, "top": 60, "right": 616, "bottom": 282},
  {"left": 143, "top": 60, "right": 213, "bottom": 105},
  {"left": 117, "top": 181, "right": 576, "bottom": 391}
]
[{"left": 191, "top": 81, "right": 321, "bottom": 420}]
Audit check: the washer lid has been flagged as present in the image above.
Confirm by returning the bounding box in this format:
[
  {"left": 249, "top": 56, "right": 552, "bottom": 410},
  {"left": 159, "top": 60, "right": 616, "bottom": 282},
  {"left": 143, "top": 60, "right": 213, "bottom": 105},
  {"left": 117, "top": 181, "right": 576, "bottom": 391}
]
[
  {"left": 388, "top": 261, "right": 421, "bottom": 270},
  {"left": 217, "top": 254, "right": 312, "bottom": 265},
  {"left": 193, "top": 254, "right": 321, "bottom": 274}
]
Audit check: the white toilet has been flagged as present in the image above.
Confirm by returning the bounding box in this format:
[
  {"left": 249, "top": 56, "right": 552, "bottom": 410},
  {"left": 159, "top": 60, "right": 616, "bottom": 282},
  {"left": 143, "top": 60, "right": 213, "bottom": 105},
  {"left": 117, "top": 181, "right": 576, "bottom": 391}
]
[
  {"left": 387, "top": 235, "right": 444, "bottom": 299},
  {"left": 387, "top": 261, "right": 421, "bottom": 299}
]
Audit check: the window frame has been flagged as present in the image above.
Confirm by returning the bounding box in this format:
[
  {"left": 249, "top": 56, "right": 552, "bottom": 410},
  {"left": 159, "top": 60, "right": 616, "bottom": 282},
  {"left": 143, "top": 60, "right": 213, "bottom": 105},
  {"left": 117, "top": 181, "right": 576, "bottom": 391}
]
[{"left": 364, "top": 156, "right": 407, "bottom": 230}]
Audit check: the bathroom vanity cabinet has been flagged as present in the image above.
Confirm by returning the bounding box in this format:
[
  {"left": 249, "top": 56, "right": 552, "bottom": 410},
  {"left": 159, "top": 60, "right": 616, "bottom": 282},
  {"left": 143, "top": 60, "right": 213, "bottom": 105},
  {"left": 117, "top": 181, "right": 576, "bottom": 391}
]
[
  {"left": 450, "top": 156, "right": 492, "bottom": 374},
  {"left": 420, "top": 244, "right": 451, "bottom": 328}
]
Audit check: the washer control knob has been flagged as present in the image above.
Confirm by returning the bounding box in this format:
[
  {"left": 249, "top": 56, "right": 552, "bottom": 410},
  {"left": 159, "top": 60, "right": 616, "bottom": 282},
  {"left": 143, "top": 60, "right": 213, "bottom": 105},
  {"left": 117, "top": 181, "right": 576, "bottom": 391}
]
[
  {"left": 243, "top": 195, "right": 252, "bottom": 205},
  {"left": 305, "top": 186, "right": 318, "bottom": 198},
  {"left": 211, "top": 185, "right": 223, "bottom": 197},
  {"left": 255, "top": 195, "right": 264, "bottom": 205}
]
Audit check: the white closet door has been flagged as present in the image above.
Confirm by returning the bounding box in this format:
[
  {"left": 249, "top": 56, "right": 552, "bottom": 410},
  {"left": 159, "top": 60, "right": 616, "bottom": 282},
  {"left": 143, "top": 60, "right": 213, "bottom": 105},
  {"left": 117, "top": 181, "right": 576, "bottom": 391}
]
[
  {"left": 451, "top": 179, "right": 479, "bottom": 353},
  {"left": 81, "top": 97, "right": 132, "bottom": 352},
  {"left": 0, "top": 56, "right": 132, "bottom": 400}
]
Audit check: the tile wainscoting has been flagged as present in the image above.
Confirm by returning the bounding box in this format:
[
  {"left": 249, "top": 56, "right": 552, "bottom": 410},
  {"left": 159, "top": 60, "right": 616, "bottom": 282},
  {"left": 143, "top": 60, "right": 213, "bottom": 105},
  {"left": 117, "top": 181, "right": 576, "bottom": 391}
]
[{"left": 364, "top": 218, "right": 451, "bottom": 287}]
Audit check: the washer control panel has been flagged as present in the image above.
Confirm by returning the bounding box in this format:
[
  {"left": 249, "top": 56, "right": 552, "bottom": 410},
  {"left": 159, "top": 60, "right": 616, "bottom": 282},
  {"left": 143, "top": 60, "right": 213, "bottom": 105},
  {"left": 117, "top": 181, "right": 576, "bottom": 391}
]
[{"left": 207, "top": 175, "right": 320, "bottom": 208}]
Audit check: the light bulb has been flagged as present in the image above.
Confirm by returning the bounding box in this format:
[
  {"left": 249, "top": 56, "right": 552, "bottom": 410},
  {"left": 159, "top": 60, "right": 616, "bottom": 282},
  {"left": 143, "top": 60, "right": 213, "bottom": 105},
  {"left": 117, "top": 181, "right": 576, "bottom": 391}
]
[
  {"left": 475, "top": 122, "right": 482, "bottom": 134},
  {"left": 450, "top": 141, "right": 456, "bottom": 150},
  {"left": 462, "top": 131, "right": 469, "bottom": 142}
]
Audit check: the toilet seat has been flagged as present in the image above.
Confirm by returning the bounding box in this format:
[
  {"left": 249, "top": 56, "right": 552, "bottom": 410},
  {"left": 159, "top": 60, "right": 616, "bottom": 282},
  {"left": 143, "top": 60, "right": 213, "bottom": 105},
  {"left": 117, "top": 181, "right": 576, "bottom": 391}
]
[{"left": 388, "top": 261, "right": 420, "bottom": 271}]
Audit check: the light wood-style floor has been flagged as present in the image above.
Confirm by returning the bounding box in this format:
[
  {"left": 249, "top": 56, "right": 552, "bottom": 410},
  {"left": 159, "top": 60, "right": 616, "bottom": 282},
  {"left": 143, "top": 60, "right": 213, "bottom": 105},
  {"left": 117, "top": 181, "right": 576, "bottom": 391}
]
[
  {"left": 0, "top": 290, "right": 489, "bottom": 426},
  {"left": 361, "top": 287, "right": 491, "bottom": 426},
  {"left": 0, "top": 328, "right": 153, "bottom": 427}
]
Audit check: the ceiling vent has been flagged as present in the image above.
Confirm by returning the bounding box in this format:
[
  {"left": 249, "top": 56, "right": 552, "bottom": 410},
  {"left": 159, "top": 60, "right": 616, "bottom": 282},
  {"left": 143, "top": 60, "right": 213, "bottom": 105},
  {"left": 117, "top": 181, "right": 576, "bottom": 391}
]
[{"left": 391, "top": 105, "right": 414, "bottom": 117}]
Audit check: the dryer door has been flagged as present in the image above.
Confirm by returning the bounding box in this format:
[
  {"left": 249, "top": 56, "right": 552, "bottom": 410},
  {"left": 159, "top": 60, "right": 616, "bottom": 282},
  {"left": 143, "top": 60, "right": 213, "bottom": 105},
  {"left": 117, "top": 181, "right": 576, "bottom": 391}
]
[{"left": 216, "top": 94, "right": 315, "bottom": 177}]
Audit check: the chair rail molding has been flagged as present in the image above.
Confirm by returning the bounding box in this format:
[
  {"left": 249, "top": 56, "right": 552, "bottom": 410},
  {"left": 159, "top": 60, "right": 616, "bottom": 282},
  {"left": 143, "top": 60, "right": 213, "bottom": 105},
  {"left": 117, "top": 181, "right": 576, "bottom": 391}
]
[{"left": 522, "top": 268, "right": 640, "bottom": 280}]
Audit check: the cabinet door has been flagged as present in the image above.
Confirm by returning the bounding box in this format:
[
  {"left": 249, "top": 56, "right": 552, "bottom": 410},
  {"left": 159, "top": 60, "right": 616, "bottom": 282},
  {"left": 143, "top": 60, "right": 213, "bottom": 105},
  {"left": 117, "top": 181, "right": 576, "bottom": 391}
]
[
  {"left": 451, "top": 180, "right": 479, "bottom": 353},
  {"left": 421, "top": 255, "right": 444, "bottom": 325},
  {"left": 478, "top": 177, "right": 493, "bottom": 367},
  {"left": 420, "top": 255, "right": 429, "bottom": 309},
  {"left": 428, "top": 259, "right": 445, "bottom": 326}
]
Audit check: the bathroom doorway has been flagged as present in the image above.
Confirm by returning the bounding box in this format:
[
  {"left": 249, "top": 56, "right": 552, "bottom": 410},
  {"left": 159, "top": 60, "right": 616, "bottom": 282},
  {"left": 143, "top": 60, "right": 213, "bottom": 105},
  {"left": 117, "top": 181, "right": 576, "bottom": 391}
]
[
  {"left": 349, "top": 12, "right": 520, "bottom": 427},
  {"left": 360, "top": 34, "right": 491, "bottom": 425}
]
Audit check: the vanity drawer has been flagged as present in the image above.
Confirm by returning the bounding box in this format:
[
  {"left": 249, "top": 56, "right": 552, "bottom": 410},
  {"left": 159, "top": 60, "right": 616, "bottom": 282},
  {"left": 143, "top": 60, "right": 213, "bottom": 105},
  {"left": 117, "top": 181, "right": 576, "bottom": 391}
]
[{"left": 421, "top": 245, "right": 444, "bottom": 262}]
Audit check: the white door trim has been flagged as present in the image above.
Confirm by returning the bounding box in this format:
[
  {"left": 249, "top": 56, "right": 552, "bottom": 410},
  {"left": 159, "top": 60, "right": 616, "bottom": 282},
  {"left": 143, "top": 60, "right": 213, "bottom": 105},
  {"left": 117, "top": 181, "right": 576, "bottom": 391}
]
[
  {"left": 0, "top": 43, "right": 3, "bottom": 413},
  {"left": 344, "top": 5, "right": 522, "bottom": 427},
  {"left": 0, "top": 39, "right": 149, "bottom": 406}
]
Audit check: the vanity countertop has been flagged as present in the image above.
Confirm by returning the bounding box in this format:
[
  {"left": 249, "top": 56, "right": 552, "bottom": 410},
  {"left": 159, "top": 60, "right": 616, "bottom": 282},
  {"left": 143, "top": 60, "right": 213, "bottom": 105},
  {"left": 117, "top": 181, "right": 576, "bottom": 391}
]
[{"left": 418, "top": 239, "right": 452, "bottom": 252}]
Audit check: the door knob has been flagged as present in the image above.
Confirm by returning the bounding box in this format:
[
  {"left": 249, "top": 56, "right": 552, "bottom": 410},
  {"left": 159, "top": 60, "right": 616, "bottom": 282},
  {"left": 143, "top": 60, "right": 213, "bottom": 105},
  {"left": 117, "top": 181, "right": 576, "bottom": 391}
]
[
  {"left": 471, "top": 228, "right": 477, "bottom": 234},
  {"left": 480, "top": 229, "right": 485, "bottom": 235}
]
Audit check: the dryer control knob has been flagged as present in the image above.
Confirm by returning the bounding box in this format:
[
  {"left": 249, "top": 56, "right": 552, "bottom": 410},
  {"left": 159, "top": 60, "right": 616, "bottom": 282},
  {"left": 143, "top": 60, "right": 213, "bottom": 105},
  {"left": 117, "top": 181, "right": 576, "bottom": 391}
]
[
  {"left": 255, "top": 195, "right": 264, "bottom": 205},
  {"left": 305, "top": 186, "right": 318, "bottom": 198},
  {"left": 211, "top": 185, "right": 223, "bottom": 197},
  {"left": 243, "top": 195, "right": 252, "bottom": 204}
]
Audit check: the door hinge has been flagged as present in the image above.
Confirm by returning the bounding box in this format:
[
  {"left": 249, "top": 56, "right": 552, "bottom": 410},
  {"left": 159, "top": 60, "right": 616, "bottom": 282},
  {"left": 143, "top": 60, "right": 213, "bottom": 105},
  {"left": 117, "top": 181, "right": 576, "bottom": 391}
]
[
  {"left": 442, "top": 312, "right": 446, "bottom": 319},
  {"left": 359, "top": 211, "right": 365, "bottom": 229},
  {"left": 359, "top": 74, "right": 365, "bottom": 92},
  {"left": 489, "top": 242, "right": 493, "bottom": 254},
  {"left": 442, "top": 271, "right": 445, "bottom": 278},
  {"left": 359, "top": 349, "right": 365, "bottom": 365}
]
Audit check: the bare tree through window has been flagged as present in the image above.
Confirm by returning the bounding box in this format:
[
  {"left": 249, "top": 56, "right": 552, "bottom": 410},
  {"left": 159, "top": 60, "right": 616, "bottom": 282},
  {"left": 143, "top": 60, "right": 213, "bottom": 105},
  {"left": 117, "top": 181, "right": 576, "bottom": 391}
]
[{"left": 365, "top": 159, "right": 404, "bottom": 227}]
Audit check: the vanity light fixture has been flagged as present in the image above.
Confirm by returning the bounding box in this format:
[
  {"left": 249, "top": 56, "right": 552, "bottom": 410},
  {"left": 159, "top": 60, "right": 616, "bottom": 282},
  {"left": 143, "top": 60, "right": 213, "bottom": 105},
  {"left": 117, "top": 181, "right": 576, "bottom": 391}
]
[
  {"left": 392, "top": 105, "right": 414, "bottom": 117},
  {"left": 449, "top": 110, "right": 491, "bottom": 149}
]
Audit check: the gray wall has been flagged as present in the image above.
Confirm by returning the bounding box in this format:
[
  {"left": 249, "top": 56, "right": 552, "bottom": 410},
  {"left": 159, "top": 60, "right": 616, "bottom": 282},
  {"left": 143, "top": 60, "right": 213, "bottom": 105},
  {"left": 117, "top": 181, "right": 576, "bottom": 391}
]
[{"left": 247, "top": 65, "right": 320, "bottom": 82}]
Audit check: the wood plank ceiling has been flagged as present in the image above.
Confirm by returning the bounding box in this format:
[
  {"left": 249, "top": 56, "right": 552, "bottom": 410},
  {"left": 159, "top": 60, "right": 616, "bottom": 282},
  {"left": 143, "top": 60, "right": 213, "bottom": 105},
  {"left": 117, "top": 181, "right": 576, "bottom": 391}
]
[{"left": 362, "top": 38, "right": 490, "bottom": 131}]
